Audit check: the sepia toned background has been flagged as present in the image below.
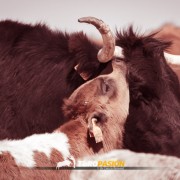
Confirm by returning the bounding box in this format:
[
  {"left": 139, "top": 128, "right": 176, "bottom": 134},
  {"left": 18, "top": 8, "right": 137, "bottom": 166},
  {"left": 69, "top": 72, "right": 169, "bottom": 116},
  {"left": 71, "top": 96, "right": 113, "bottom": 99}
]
[{"left": 0, "top": 0, "right": 179, "bottom": 37}]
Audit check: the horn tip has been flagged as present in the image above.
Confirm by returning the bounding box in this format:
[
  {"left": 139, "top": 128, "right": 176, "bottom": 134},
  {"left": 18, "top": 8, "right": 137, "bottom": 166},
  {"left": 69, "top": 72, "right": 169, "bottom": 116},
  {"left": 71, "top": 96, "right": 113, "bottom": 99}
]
[
  {"left": 78, "top": 18, "right": 83, "bottom": 23},
  {"left": 78, "top": 17, "right": 91, "bottom": 23}
]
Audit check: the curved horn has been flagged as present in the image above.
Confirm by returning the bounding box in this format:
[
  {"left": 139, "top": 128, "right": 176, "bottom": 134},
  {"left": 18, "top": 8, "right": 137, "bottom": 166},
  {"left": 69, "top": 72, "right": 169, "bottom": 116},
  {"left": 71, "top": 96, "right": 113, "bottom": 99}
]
[
  {"left": 164, "top": 52, "right": 180, "bottom": 65},
  {"left": 78, "top": 16, "right": 115, "bottom": 63}
]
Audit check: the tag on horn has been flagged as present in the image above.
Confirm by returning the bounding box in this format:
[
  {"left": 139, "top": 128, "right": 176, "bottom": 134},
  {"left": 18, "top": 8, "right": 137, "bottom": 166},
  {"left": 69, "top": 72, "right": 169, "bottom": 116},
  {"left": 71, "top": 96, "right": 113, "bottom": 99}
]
[
  {"left": 91, "top": 118, "right": 103, "bottom": 143},
  {"left": 74, "top": 64, "right": 90, "bottom": 81}
]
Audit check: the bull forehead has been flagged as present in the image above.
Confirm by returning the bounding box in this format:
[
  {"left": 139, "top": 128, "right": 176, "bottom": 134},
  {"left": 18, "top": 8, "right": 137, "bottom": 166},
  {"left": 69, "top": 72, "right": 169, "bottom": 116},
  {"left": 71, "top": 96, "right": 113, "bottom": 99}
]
[
  {"left": 62, "top": 61, "right": 129, "bottom": 123},
  {"left": 70, "top": 61, "right": 127, "bottom": 100},
  {"left": 75, "top": 79, "right": 100, "bottom": 98}
]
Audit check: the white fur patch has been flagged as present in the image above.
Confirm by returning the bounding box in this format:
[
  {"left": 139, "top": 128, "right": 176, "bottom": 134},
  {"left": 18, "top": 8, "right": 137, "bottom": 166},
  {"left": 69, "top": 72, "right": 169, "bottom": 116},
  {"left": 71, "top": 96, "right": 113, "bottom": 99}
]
[{"left": 0, "top": 132, "right": 70, "bottom": 167}]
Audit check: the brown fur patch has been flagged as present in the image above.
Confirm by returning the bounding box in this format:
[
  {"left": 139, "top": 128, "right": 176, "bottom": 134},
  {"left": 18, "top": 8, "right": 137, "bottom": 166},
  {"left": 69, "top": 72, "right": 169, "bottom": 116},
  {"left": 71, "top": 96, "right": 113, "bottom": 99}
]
[{"left": 0, "top": 151, "right": 71, "bottom": 180}]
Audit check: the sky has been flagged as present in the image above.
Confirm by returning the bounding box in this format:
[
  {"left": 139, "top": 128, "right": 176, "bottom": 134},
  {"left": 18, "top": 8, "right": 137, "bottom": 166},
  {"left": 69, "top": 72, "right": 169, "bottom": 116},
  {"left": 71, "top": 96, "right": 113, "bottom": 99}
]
[{"left": 0, "top": 0, "right": 180, "bottom": 39}]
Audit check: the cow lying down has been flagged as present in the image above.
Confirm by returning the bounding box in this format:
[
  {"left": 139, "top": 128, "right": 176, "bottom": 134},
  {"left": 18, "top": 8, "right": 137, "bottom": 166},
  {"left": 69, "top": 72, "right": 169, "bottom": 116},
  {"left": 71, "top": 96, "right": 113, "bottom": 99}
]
[
  {"left": 71, "top": 150, "right": 180, "bottom": 180},
  {"left": 0, "top": 60, "right": 129, "bottom": 179}
]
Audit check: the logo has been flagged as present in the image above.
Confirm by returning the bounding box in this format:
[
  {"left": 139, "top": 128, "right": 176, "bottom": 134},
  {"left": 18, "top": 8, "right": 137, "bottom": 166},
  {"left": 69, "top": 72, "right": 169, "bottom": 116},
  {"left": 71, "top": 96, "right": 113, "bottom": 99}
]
[{"left": 77, "top": 160, "right": 125, "bottom": 169}]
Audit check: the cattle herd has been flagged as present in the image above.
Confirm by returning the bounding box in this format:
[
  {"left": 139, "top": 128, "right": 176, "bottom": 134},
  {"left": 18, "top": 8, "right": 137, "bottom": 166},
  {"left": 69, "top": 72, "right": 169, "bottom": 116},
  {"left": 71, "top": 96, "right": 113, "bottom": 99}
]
[{"left": 0, "top": 17, "right": 180, "bottom": 179}]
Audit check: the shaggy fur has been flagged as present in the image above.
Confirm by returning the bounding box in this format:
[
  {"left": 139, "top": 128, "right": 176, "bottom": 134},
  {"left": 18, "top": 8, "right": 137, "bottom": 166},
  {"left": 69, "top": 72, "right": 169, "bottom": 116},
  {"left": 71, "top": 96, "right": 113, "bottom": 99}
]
[
  {"left": 116, "top": 27, "right": 180, "bottom": 157},
  {"left": 71, "top": 149, "right": 180, "bottom": 180},
  {"left": 0, "top": 20, "right": 106, "bottom": 139}
]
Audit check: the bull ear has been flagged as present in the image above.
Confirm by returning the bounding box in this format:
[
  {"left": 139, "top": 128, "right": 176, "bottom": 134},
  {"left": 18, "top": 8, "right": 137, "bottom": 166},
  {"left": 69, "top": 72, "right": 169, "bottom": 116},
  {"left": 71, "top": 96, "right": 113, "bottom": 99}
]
[{"left": 68, "top": 32, "right": 104, "bottom": 80}]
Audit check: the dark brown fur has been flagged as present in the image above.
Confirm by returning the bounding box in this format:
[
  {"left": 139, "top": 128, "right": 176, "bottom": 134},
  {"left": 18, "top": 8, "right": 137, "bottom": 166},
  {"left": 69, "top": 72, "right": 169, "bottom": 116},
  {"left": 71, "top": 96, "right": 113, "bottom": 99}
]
[
  {"left": 0, "top": 20, "right": 107, "bottom": 139},
  {"left": 116, "top": 27, "right": 180, "bottom": 157}
]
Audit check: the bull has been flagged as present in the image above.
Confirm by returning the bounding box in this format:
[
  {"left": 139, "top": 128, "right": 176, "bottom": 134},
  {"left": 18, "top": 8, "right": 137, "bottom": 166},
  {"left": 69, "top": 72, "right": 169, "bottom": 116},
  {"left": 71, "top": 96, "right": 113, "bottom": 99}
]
[{"left": 0, "top": 17, "right": 180, "bottom": 157}]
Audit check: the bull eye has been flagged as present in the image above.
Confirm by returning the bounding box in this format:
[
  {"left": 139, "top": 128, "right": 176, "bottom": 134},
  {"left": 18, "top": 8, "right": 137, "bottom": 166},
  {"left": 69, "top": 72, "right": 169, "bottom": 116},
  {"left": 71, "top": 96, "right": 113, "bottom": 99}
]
[
  {"left": 102, "top": 81, "right": 110, "bottom": 94},
  {"left": 100, "top": 78, "right": 116, "bottom": 97}
]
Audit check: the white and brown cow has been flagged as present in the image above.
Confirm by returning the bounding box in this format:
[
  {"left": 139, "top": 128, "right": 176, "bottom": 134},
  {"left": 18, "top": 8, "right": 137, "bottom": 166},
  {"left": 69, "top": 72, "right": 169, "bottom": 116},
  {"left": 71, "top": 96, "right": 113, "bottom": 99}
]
[{"left": 0, "top": 60, "right": 129, "bottom": 180}]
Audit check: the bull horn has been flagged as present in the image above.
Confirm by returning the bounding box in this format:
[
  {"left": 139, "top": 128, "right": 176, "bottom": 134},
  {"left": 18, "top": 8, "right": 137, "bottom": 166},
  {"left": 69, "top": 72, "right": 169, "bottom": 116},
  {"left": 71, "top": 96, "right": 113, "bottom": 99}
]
[
  {"left": 78, "top": 16, "right": 115, "bottom": 63},
  {"left": 164, "top": 52, "right": 180, "bottom": 65}
]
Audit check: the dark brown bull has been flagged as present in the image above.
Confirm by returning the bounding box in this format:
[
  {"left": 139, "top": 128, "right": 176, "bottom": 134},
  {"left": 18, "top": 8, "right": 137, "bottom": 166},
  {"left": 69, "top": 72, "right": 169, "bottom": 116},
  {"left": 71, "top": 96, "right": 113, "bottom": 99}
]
[{"left": 0, "top": 17, "right": 115, "bottom": 139}]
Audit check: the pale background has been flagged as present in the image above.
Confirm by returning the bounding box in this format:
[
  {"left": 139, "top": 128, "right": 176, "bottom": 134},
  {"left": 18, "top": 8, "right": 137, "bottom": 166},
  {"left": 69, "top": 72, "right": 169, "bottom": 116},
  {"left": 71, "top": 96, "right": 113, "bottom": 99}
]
[{"left": 0, "top": 0, "right": 180, "bottom": 38}]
